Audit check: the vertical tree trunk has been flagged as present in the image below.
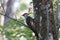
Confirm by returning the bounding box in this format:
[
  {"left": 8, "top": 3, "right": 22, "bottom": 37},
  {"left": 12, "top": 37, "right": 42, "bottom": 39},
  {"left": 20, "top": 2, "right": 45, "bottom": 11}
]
[
  {"left": 3, "top": 0, "right": 15, "bottom": 40},
  {"left": 33, "top": 0, "right": 58, "bottom": 40},
  {"left": 33, "top": 0, "right": 47, "bottom": 40},
  {"left": 33, "top": 0, "right": 42, "bottom": 40},
  {"left": 4, "top": 0, "right": 15, "bottom": 24}
]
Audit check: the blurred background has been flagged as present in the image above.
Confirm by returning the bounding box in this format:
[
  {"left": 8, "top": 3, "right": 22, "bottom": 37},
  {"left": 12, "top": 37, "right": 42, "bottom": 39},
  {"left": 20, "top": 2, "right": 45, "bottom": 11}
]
[{"left": 0, "top": 0, "right": 60, "bottom": 40}]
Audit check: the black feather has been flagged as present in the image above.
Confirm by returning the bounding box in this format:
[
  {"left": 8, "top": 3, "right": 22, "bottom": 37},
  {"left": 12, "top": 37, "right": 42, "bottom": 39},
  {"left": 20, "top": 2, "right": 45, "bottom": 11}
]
[{"left": 26, "top": 16, "right": 38, "bottom": 37}]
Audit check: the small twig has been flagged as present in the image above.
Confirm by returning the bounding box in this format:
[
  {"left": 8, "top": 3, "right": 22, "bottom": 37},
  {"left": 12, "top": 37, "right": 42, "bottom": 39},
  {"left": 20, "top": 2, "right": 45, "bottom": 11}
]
[{"left": 0, "top": 13, "right": 28, "bottom": 27}]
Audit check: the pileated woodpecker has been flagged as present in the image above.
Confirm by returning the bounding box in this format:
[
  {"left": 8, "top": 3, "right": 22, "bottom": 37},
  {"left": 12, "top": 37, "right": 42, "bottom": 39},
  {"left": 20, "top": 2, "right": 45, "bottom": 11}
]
[{"left": 22, "top": 13, "right": 38, "bottom": 38}]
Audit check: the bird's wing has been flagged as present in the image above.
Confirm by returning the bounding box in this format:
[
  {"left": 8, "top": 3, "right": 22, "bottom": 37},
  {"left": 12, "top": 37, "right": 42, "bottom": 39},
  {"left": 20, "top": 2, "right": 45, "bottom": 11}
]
[{"left": 30, "top": 19, "right": 35, "bottom": 27}]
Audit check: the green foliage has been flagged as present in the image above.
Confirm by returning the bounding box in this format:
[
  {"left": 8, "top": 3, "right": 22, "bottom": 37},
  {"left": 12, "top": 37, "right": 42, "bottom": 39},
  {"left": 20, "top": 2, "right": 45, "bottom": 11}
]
[
  {"left": 53, "top": 0, "right": 58, "bottom": 15},
  {"left": 0, "top": 0, "right": 35, "bottom": 40},
  {"left": 58, "top": 32, "right": 60, "bottom": 38},
  {"left": 0, "top": 0, "right": 2, "bottom": 2},
  {"left": 1, "top": 17, "right": 36, "bottom": 40},
  {"left": 0, "top": 25, "right": 3, "bottom": 31},
  {"left": 20, "top": 3, "right": 28, "bottom": 11}
]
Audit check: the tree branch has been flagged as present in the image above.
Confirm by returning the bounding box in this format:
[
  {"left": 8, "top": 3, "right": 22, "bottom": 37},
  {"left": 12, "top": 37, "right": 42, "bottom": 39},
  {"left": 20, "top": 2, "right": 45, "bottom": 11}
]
[{"left": 0, "top": 13, "right": 28, "bottom": 27}]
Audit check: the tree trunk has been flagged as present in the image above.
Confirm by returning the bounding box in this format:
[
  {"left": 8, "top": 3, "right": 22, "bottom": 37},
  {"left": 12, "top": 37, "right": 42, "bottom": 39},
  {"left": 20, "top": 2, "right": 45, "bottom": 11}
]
[
  {"left": 3, "top": 0, "right": 15, "bottom": 40},
  {"left": 33, "top": 0, "right": 58, "bottom": 40},
  {"left": 4, "top": 0, "right": 15, "bottom": 24}
]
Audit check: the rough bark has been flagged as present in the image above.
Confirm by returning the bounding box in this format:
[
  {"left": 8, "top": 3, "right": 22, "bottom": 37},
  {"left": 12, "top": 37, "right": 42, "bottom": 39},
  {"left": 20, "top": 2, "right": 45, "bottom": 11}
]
[{"left": 33, "top": 0, "right": 58, "bottom": 40}]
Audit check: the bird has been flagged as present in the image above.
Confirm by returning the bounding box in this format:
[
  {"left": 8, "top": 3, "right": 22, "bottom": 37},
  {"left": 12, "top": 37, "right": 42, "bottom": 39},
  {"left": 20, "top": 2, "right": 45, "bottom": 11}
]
[{"left": 22, "top": 13, "right": 38, "bottom": 38}]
